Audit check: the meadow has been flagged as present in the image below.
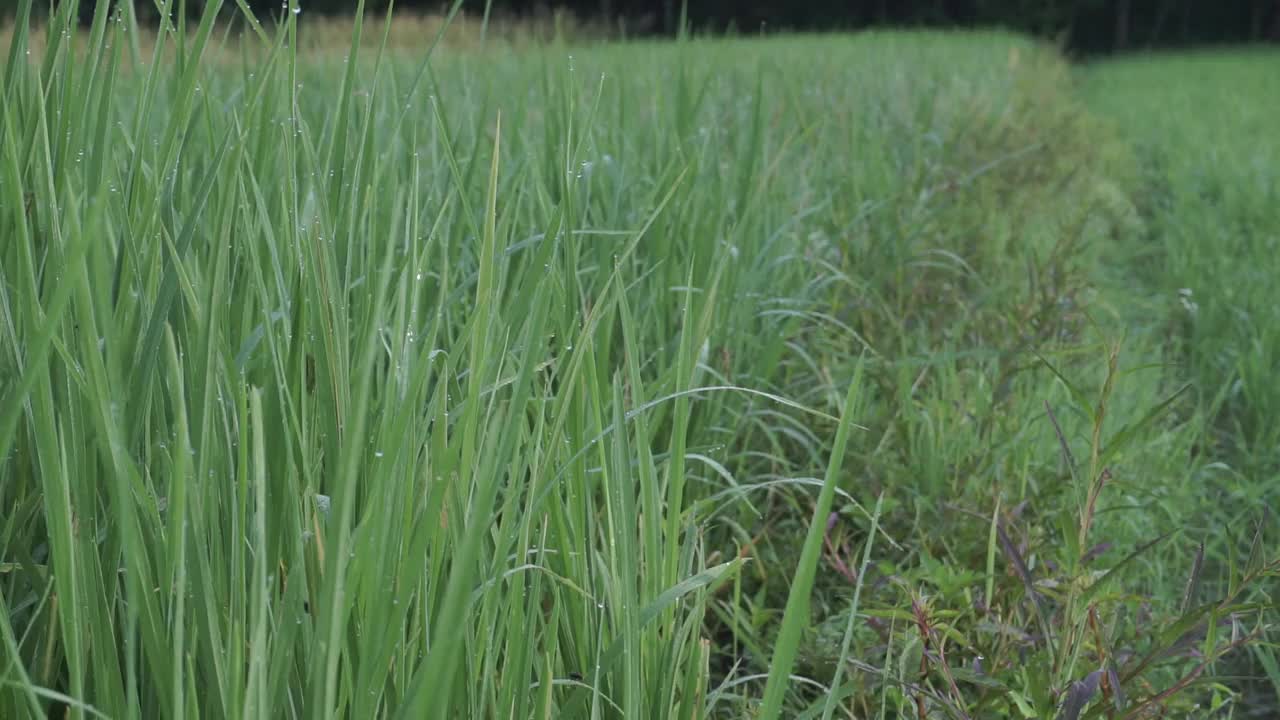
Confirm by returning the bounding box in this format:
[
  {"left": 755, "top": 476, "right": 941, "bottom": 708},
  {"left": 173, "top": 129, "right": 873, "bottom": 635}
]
[{"left": 1, "top": 1, "right": 1277, "bottom": 717}]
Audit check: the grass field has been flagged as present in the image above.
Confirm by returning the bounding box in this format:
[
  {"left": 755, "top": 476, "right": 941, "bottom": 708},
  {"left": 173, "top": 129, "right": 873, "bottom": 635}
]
[{"left": 2, "top": 1, "right": 1277, "bottom": 717}]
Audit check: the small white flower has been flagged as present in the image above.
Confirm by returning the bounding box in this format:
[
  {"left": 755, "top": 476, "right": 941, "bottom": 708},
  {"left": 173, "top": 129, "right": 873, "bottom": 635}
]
[{"left": 1178, "top": 288, "right": 1198, "bottom": 315}]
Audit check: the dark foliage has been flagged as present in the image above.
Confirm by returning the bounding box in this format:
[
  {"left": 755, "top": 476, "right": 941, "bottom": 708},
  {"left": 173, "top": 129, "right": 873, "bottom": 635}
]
[{"left": 38, "top": 1, "right": 1280, "bottom": 56}]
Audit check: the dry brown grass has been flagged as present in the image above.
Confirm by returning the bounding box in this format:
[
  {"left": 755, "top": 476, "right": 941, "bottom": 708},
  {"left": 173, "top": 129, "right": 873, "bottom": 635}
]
[
  {"left": 293, "top": 8, "right": 606, "bottom": 53},
  {"left": 0, "top": 8, "right": 606, "bottom": 66}
]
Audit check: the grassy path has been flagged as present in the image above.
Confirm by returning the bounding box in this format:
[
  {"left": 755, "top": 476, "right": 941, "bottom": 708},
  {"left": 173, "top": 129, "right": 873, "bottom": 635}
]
[{"left": 1080, "top": 51, "right": 1280, "bottom": 712}]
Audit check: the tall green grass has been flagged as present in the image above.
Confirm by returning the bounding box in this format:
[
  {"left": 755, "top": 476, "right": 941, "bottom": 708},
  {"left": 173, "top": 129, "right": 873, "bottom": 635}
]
[{"left": 1, "top": 1, "right": 1276, "bottom": 717}]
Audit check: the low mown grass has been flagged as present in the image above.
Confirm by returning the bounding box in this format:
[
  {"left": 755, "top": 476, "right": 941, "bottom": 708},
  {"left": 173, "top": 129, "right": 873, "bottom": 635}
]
[{"left": 1, "top": 1, "right": 1276, "bottom": 717}]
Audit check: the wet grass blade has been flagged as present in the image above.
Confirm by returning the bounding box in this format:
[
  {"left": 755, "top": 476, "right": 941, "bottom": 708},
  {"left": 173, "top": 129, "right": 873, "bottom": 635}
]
[{"left": 760, "top": 361, "right": 863, "bottom": 720}]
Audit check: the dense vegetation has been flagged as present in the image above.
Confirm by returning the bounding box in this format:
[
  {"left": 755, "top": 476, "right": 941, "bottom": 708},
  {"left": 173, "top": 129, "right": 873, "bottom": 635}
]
[{"left": 1, "top": 1, "right": 1277, "bottom": 717}]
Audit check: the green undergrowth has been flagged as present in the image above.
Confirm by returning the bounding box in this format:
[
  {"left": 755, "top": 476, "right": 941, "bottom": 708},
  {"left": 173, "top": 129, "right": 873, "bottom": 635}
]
[
  {"left": 1085, "top": 51, "right": 1280, "bottom": 473},
  {"left": 0, "top": 1, "right": 1276, "bottom": 717},
  {"left": 1082, "top": 51, "right": 1280, "bottom": 714}
]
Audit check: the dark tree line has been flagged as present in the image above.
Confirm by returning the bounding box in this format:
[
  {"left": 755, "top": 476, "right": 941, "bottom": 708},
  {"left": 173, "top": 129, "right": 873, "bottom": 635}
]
[
  {"left": 41, "top": 0, "right": 1280, "bottom": 52},
  {"left": 575, "top": 0, "right": 1280, "bottom": 51}
]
